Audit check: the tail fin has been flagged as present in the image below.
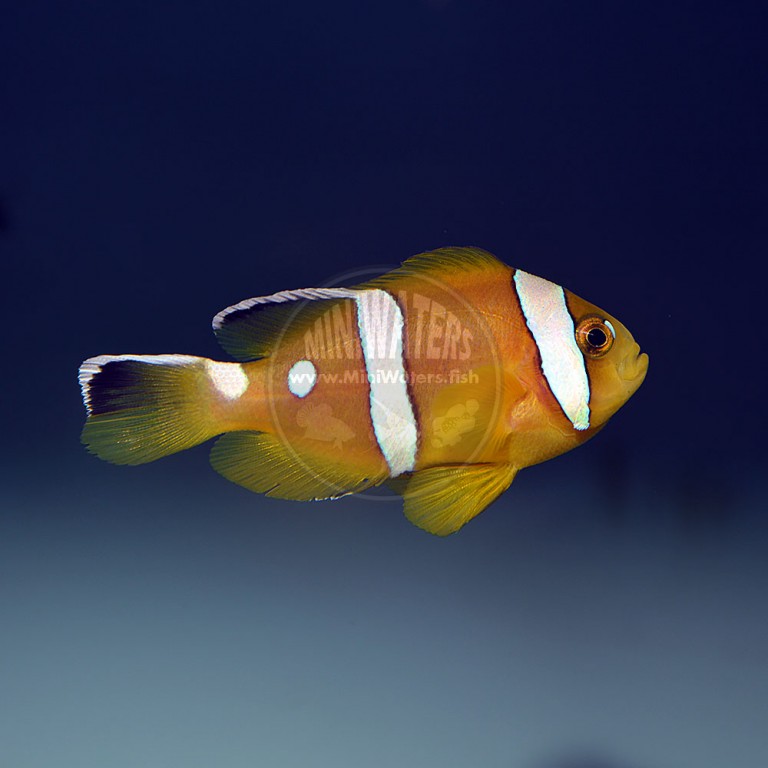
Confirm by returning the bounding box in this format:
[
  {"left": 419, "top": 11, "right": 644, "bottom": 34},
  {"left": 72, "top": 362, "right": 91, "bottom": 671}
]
[{"left": 79, "top": 354, "right": 218, "bottom": 465}]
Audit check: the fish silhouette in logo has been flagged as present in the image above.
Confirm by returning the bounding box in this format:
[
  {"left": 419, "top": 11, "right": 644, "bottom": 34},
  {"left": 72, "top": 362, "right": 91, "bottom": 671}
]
[
  {"left": 296, "top": 402, "right": 354, "bottom": 449},
  {"left": 432, "top": 399, "right": 480, "bottom": 448}
]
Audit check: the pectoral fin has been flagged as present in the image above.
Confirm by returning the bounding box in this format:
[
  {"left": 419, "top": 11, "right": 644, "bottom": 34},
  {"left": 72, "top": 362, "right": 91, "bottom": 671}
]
[{"left": 391, "top": 463, "right": 518, "bottom": 536}]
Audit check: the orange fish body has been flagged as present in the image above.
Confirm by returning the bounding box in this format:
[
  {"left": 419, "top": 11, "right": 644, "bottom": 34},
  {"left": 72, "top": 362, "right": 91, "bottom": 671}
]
[{"left": 79, "top": 248, "right": 648, "bottom": 535}]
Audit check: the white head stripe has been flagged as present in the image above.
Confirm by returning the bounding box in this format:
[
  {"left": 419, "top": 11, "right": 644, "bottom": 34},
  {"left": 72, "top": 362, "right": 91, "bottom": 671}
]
[
  {"left": 287, "top": 360, "right": 317, "bottom": 398},
  {"left": 354, "top": 290, "right": 418, "bottom": 476},
  {"left": 513, "top": 271, "right": 590, "bottom": 430}
]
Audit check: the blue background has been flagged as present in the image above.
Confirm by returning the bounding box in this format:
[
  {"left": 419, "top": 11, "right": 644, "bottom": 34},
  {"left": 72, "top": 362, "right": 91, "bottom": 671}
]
[{"left": 2, "top": 2, "right": 766, "bottom": 766}]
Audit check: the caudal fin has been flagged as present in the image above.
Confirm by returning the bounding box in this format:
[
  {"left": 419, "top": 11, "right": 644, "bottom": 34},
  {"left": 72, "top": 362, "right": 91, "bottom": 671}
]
[{"left": 79, "top": 354, "right": 218, "bottom": 465}]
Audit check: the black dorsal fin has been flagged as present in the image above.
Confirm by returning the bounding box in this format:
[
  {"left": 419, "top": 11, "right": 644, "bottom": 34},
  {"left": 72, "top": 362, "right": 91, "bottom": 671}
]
[{"left": 211, "top": 287, "right": 358, "bottom": 361}]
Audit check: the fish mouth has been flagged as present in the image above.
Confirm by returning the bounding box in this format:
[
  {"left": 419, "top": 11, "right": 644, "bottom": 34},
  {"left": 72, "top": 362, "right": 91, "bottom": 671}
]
[{"left": 620, "top": 345, "right": 649, "bottom": 383}]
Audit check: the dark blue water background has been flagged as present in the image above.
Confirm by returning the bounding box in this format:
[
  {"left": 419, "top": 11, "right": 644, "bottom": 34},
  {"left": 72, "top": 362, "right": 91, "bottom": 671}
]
[{"left": 2, "top": 2, "right": 766, "bottom": 766}]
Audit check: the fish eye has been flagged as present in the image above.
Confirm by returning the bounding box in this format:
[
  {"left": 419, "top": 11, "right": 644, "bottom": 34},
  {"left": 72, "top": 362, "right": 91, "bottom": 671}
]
[{"left": 575, "top": 316, "right": 615, "bottom": 358}]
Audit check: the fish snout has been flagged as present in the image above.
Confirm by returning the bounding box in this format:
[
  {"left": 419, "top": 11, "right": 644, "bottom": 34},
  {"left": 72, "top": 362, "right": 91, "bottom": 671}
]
[{"left": 619, "top": 344, "right": 649, "bottom": 384}]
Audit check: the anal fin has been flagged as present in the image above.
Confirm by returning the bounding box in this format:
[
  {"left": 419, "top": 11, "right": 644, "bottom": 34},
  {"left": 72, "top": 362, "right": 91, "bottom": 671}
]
[
  {"left": 392, "top": 463, "right": 518, "bottom": 536},
  {"left": 210, "top": 431, "right": 387, "bottom": 501}
]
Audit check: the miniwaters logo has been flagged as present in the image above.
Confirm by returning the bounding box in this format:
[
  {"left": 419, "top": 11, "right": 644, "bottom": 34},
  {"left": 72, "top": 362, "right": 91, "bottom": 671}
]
[
  {"left": 302, "top": 290, "right": 473, "bottom": 362},
  {"left": 263, "top": 263, "right": 504, "bottom": 502}
]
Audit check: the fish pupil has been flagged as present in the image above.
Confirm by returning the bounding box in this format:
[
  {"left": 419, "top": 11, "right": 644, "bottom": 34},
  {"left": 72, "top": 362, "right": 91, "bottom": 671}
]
[{"left": 587, "top": 327, "right": 607, "bottom": 348}]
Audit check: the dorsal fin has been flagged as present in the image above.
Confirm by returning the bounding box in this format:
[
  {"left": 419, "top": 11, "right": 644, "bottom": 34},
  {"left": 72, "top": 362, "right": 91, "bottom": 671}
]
[
  {"left": 212, "top": 287, "right": 357, "bottom": 361},
  {"left": 368, "top": 247, "right": 509, "bottom": 288},
  {"left": 211, "top": 248, "right": 508, "bottom": 361}
]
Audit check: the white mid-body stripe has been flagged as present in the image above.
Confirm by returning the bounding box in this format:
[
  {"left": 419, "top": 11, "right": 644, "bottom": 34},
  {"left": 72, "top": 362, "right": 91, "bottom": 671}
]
[
  {"left": 513, "top": 270, "right": 590, "bottom": 430},
  {"left": 353, "top": 290, "right": 418, "bottom": 476}
]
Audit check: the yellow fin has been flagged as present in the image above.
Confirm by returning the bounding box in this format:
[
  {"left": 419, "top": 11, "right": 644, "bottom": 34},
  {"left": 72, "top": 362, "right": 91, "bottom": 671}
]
[
  {"left": 392, "top": 463, "right": 518, "bottom": 536},
  {"left": 368, "top": 246, "right": 509, "bottom": 288},
  {"left": 209, "top": 431, "right": 387, "bottom": 501},
  {"left": 79, "top": 355, "right": 216, "bottom": 465},
  {"left": 396, "top": 246, "right": 505, "bottom": 275}
]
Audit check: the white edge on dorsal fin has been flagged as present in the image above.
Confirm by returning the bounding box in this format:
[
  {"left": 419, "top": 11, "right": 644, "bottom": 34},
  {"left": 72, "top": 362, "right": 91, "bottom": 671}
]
[
  {"left": 78, "top": 354, "right": 201, "bottom": 414},
  {"left": 211, "top": 287, "right": 359, "bottom": 331}
]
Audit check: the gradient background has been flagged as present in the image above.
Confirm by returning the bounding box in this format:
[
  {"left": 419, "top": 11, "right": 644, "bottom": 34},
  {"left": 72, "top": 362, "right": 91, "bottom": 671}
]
[{"left": 2, "top": 2, "right": 767, "bottom": 767}]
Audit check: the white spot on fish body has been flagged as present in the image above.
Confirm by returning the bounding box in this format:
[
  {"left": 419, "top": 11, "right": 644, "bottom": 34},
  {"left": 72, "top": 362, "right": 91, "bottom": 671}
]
[
  {"left": 288, "top": 360, "right": 317, "bottom": 398},
  {"left": 206, "top": 360, "right": 249, "bottom": 400}
]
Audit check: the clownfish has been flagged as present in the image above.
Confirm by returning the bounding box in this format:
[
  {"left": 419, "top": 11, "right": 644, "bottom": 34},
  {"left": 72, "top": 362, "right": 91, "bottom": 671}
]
[{"left": 78, "top": 247, "right": 648, "bottom": 536}]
